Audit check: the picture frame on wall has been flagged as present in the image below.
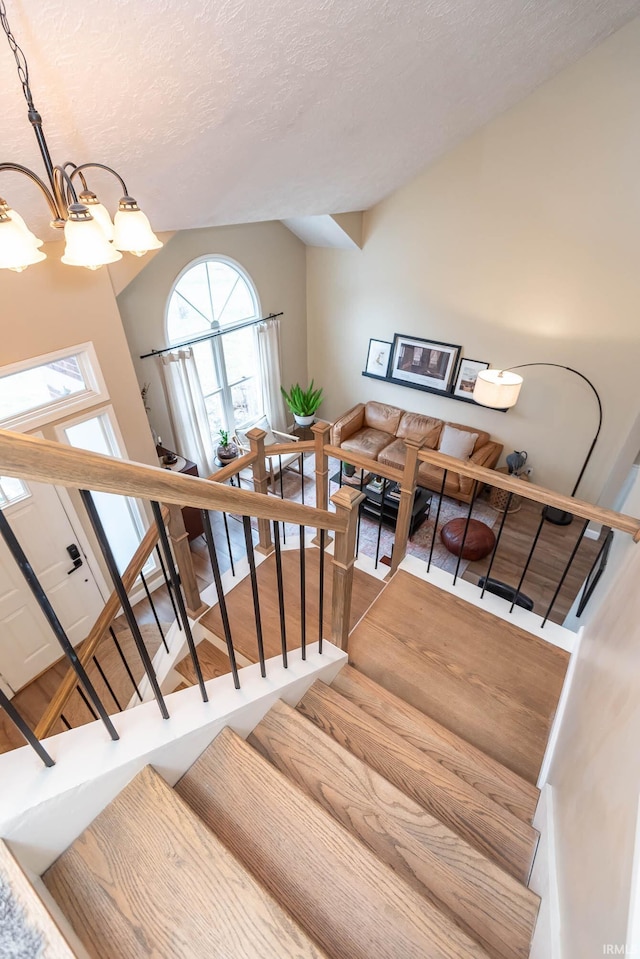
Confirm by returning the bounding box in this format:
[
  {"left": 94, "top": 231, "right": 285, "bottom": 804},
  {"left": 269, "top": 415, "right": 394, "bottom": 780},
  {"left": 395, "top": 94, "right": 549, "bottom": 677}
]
[
  {"left": 453, "top": 358, "right": 490, "bottom": 398},
  {"left": 390, "top": 334, "right": 461, "bottom": 393},
  {"left": 365, "top": 338, "right": 392, "bottom": 378}
]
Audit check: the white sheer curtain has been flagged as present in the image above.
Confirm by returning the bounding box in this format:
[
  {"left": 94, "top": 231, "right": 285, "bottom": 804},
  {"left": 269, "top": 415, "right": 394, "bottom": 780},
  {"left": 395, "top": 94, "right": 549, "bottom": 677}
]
[
  {"left": 256, "top": 317, "right": 287, "bottom": 432},
  {"left": 158, "top": 349, "right": 216, "bottom": 476}
]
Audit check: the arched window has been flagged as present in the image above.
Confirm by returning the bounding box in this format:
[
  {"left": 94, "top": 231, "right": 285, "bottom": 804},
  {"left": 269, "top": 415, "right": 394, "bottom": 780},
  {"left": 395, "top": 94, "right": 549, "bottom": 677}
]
[{"left": 166, "top": 257, "right": 263, "bottom": 436}]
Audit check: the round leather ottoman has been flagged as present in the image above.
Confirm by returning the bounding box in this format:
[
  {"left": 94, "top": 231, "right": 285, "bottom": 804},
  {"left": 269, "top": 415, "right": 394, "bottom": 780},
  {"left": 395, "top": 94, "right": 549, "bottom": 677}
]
[{"left": 440, "top": 518, "right": 496, "bottom": 561}]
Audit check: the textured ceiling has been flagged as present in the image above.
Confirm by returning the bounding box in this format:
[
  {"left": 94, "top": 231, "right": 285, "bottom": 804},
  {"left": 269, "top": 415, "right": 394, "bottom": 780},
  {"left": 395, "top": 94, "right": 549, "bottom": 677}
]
[{"left": 1, "top": 0, "right": 639, "bottom": 237}]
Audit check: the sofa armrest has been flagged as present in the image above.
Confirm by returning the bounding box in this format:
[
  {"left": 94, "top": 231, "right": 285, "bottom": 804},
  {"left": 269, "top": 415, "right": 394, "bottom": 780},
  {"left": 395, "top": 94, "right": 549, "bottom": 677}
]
[
  {"left": 331, "top": 404, "right": 365, "bottom": 446},
  {"left": 458, "top": 442, "right": 504, "bottom": 494}
]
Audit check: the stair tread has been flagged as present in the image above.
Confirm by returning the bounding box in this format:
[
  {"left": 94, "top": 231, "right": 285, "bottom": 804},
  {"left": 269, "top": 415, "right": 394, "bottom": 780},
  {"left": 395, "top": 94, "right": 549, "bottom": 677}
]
[
  {"left": 250, "top": 699, "right": 539, "bottom": 959},
  {"left": 43, "top": 765, "right": 329, "bottom": 959},
  {"left": 298, "top": 681, "right": 538, "bottom": 883},
  {"left": 0, "top": 841, "right": 78, "bottom": 959},
  {"left": 332, "top": 664, "right": 539, "bottom": 824},
  {"left": 176, "top": 726, "right": 491, "bottom": 959},
  {"left": 347, "top": 571, "right": 568, "bottom": 783},
  {"left": 174, "top": 639, "right": 231, "bottom": 685}
]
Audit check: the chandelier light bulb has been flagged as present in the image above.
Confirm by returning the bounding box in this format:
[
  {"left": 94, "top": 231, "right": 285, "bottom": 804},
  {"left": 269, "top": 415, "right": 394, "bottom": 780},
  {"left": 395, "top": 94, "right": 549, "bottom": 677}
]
[
  {"left": 0, "top": 211, "right": 46, "bottom": 271},
  {"left": 79, "top": 190, "right": 115, "bottom": 242},
  {"left": 61, "top": 203, "right": 122, "bottom": 270},
  {"left": 113, "top": 196, "right": 163, "bottom": 256},
  {"left": 0, "top": 198, "right": 44, "bottom": 248}
]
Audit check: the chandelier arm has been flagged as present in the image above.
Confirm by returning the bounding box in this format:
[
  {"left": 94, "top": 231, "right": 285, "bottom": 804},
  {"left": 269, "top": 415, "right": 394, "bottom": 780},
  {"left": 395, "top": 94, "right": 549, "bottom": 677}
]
[
  {"left": 505, "top": 362, "right": 603, "bottom": 498},
  {"left": 63, "top": 163, "right": 89, "bottom": 193},
  {"left": 0, "top": 162, "right": 61, "bottom": 223},
  {"left": 69, "top": 163, "right": 129, "bottom": 198},
  {"left": 52, "top": 166, "right": 79, "bottom": 211}
]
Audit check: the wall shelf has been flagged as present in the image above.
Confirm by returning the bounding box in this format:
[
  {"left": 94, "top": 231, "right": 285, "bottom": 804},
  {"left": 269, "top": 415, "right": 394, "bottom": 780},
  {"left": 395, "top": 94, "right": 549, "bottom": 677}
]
[{"left": 361, "top": 371, "right": 509, "bottom": 412}]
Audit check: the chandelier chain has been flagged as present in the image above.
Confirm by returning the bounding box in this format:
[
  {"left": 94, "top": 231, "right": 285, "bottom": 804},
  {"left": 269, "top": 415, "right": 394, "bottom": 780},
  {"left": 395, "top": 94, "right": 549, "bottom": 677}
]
[{"left": 0, "top": 0, "right": 35, "bottom": 109}]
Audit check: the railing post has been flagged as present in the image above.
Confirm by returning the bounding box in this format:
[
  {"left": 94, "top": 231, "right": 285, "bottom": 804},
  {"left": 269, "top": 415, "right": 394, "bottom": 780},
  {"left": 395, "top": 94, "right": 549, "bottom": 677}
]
[
  {"left": 330, "top": 487, "right": 365, "bottom": 652},
  {"left": 389, "top": 437, "right": 423, "bottom": 576},
  {"left": 248, "top": 427, "right": 274, "bottom": 555},
  {"left": 166, "top": 504, "right": 208, "bottom": 618},
  {"left": 312, "top": 420, "right": 332, "bottom": 547}
]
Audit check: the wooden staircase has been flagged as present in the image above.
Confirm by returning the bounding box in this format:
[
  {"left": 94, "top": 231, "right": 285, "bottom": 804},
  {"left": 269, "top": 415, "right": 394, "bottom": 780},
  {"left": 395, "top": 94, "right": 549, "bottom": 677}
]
[{"left": 31, "top": 568, "right": 567, "bottom": 958}]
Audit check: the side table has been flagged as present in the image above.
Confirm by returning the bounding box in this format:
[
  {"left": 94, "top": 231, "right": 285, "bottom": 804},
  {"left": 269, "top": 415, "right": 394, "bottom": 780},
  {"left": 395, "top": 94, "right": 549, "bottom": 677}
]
[{"left": 489, "top": 467, "right": 530, "bottom": 514}]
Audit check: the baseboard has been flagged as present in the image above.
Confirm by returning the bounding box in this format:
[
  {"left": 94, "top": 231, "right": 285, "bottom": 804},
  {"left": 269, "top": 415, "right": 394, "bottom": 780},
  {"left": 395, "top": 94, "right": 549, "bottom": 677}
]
[{"left": 529, "top": 785, "right": 562, "bottom": 959}]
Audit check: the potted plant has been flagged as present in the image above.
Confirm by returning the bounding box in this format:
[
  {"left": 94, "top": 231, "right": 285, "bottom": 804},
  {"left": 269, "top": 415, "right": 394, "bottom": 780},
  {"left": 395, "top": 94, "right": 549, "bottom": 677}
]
[
  {"left": 216, "top": 429, "right": 238, "bottom": 464},
  {"left": 280, "top": 380, "right": 324, "bottom": 427}
]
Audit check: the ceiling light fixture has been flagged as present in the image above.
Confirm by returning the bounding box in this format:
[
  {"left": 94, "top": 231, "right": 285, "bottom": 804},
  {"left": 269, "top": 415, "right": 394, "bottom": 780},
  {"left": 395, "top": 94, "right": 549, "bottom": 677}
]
[{"left": 0, "top": 1, "right": 162, "bottom": 273}]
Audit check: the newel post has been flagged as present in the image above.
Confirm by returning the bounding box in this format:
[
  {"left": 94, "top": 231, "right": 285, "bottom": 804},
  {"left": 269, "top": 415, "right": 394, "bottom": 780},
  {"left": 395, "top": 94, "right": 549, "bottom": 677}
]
[
  {"left": 390, "top": 437, "right": 423, "bottom": 576},
  {"left": 166, "top": 505, "right": 208, "bottom": 619},
  {"left": 247, "top": 426, "right": 274, "bottom": 556},
  {"left": 330, "top": 486, "right": 364, "bottom": 652},
  {"left": 312, "top": 420, "right": 332, "bottom": 547}
]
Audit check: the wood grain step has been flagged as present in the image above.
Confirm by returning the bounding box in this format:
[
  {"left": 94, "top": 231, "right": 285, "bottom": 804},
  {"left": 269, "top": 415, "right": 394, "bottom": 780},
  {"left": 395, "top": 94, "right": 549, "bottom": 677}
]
[
  {"left": 43, "top": 765, "right": 329, "bottom": 959},
  {"left": 297, "top": 681, "right": 538, "bottom": 882},
  {"left": 174, "top": 639, "right": 232, "bottom": 685},
  {"left": 331, "top": 665, "right": 539, "bottom": 824},
  {"left": 347, "top": 570, "right": 568, "bottom": 783},
  {"left": 176, "top": 726, "right": 491, "bottom": 959},
  {"left": 250, "top": 699, "right": 539, "bottom": 959},
  {"left": 0, "top": 841, "right": 79, "bottom": 959}
]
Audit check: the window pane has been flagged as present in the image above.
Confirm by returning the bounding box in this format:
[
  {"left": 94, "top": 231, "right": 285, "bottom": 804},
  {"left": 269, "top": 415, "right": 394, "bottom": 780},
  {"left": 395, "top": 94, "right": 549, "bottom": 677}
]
[
  {"left": 192, "top": 341, "right": 220, "bottom": 395},
  {"left": 231, "top": 378, "right": 261, "bottom": 428},
  {"left": 223, "top": 327, "right": 259, "bottom": 385},
  {"left": 207, "top": 262, "right": 256, "bottom": 326},
  {"left": 0, "top": 476, "right": 30, "bottom": 509},
  {"left": 204, "top": 392, "right": 225, "bottom": 438},
  {"left": 0, "top": 356, "right": 87, "bottom": 421},
  {"left": 173, "top": 261, "right": 213, "bottom": 325},
  {"left": 167, "top": 292, "right": 210, "bottom": 343},
  {"left": 64, "top": 416, "right": 153, "bottom": 575}
]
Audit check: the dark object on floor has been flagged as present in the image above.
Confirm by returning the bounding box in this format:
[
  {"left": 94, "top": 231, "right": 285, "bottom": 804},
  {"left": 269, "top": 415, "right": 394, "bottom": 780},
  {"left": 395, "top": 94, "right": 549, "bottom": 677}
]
[
  {"left": 440, "top": 518, "right": 496, "bottom": 561},
  {"left": 542, "top": 505, "right": 574, "bottom": 526},
  {"left": 478, "top": 577, "right": 535, "bottom": 611}
]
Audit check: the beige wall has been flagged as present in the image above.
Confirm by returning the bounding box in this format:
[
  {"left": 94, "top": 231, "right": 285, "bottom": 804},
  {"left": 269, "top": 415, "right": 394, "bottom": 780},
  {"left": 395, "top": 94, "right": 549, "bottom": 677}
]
[
  {"left": 116, "top": 221, "right": 308, "bottom": 451},
  {"left": 0, "top": 243, "right": 156, "bottom": 465},
  {"left": 307, "top": 17, "right": 640, "bottom": 504}
]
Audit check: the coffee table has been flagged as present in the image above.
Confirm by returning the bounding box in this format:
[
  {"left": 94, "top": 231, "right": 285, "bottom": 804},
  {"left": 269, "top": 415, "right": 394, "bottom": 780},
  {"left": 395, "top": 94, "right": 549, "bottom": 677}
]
[{"left": 359, "top": 482, "right": 432, "bottom": 539}]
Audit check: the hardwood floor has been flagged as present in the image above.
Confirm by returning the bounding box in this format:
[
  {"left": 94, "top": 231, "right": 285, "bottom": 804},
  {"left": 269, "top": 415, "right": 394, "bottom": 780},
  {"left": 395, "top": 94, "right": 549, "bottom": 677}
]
[{"left": 347, "top": 570, "right": 569, "bottom": 783}]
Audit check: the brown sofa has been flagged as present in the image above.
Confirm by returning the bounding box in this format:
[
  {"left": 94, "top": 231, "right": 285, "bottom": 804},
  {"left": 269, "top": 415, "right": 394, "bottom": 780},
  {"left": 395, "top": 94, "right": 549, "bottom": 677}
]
[{"left": 330, "top": 401, "right": 503, "bottom": 503}]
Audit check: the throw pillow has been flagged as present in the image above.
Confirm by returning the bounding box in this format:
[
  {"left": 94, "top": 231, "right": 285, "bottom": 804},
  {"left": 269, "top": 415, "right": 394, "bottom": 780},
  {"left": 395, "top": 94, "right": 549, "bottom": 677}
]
[{"left": 438, "top": 424, "right": 478, "bottom": 460}]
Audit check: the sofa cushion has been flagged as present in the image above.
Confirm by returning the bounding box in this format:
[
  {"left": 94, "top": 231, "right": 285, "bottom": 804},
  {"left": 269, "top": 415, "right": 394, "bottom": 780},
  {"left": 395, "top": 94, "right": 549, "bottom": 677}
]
[
  {"left": 439, "top": 424, "right": 478, "bottom": 460},
  {"left": 397, "top": 411, "right": 442, "bottom": 448},
  {"left": 341, "top": 428, "right": 395, "bottom": 460},
  {"left": 364, "top": 401, "right": 403, "bottom": 435},
  {"left": 418, "top": 461, "right": 461, "bottom": 497},
  {"left": 378, "top": 438, "right": 408, "bottom": 471},
  {"left": 446, "top": 421, "right": 489, "bottom": 454}
]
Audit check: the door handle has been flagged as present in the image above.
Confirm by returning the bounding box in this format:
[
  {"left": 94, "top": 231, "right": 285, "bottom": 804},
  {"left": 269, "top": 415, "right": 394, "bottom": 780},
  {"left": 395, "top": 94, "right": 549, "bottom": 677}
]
[{"left": 66, "top": 543, "right": 83, "bottom": 574}]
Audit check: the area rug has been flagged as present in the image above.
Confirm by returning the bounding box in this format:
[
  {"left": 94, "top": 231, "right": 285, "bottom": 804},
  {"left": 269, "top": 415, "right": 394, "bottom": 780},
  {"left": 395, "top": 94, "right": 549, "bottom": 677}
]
[
  {"left": 0, "top": 873, "right": 44, "bottom": 958},
  {"left": 239, "top": 457, "right": 499, "bottom": 577}
]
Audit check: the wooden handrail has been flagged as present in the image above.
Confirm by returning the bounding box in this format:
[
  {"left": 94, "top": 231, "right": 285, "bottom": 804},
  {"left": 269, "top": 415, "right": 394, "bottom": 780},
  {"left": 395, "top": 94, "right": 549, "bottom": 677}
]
[
  {"left": 35, "top": 515, "right": 165, "bottom": 739},
  {"left": 0, "top": 430, "right": 346, "bottom": 534},
  {"left": 324, "top": 444, "right": 403, "bottom": 485},
  {"left": 209, "top": 451, "right": 257, "bottom": 484},
  {"left": 417, "top": 448, "right": 640, "bottom": 538}
]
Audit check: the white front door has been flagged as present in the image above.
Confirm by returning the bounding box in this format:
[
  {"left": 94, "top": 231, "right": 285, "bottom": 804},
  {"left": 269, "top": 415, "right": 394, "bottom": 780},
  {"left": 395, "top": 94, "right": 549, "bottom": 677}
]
[{"left": 0, "top": 477, "right": 105, "bottom": 694}]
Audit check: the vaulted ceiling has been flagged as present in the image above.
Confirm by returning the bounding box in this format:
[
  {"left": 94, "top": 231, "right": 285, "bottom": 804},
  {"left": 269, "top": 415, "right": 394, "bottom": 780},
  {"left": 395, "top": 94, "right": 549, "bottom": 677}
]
[{"left": 2, "top": 0, "right": 639, "bottom": 238}]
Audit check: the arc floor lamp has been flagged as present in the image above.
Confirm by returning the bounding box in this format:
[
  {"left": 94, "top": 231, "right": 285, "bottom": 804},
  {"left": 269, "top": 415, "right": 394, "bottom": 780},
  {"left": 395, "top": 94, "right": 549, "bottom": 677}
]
[{"left": 473, "top": 363, "right": 603, "bottom": 525}]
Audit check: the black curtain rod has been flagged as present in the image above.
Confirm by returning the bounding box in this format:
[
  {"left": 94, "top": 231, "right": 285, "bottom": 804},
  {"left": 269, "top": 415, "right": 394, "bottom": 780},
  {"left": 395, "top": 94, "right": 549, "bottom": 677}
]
[{"left": 139, "top": 312, "right": 284, "bottom": 359}]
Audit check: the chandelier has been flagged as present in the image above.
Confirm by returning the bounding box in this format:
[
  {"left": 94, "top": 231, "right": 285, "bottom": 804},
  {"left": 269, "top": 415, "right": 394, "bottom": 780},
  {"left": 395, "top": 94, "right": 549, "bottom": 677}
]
[{"left": 0, "top": 1, "right": 162, "bottom": 272}]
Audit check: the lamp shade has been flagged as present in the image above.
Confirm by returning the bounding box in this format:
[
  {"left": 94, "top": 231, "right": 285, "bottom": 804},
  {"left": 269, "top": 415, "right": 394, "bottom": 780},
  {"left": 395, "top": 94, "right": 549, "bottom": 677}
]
[
  {"left": 61, "top": 204, "right": 122, "bottom": 269},
  {"left": 79, "top": 191, "right": 114, "bottom": 242},
  {"left": 113, "top": 197, "right": 162, "bottom": 256},
  {"left": 473, "top": 369, "right": 523, "bottom": 409},
  {"left": 0, "top": 212, "right": 46, "bottom": 271},
  {"left": 0, "top": 199, "right": 43, "bottom": 248}
]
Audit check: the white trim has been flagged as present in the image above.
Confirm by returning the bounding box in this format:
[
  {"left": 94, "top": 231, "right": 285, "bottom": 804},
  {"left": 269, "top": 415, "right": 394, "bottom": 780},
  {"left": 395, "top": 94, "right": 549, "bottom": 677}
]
[
  {"left": 626, "top": 794, "right": 640, "bottom": 953},
  {"left": 0, "top": 642, "right": 347, "bottom": 876},
  {"left": 0, "top": 343, "right": 109, "bottom": 432},
  {"left": 529, "top": 785, "right": 562, "bottom": 959},
  {"left": 537, "top": 626, "right": 584, "bottom": 788}
]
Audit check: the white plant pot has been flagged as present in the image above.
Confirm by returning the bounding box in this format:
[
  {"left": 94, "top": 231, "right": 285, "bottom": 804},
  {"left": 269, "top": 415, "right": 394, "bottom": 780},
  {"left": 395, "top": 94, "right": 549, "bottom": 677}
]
[{"left": 293, "top": 414, "right": 315, "bottom": 427}]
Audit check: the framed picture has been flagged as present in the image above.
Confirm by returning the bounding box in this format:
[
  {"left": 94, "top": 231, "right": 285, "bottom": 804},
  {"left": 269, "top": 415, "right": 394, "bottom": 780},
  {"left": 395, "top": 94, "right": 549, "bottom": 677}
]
[
  {"left": 390, "top": 334, "right": 461, "bottom": 393},
  {"left": 365, "top": 339, "right": 392, "bottom": 378},
  {"left": 576, "top": 528, "right": 613, "bottom": 617},
  {"left": 453, "top": 358, "right": 490, "bottom": 398}
]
